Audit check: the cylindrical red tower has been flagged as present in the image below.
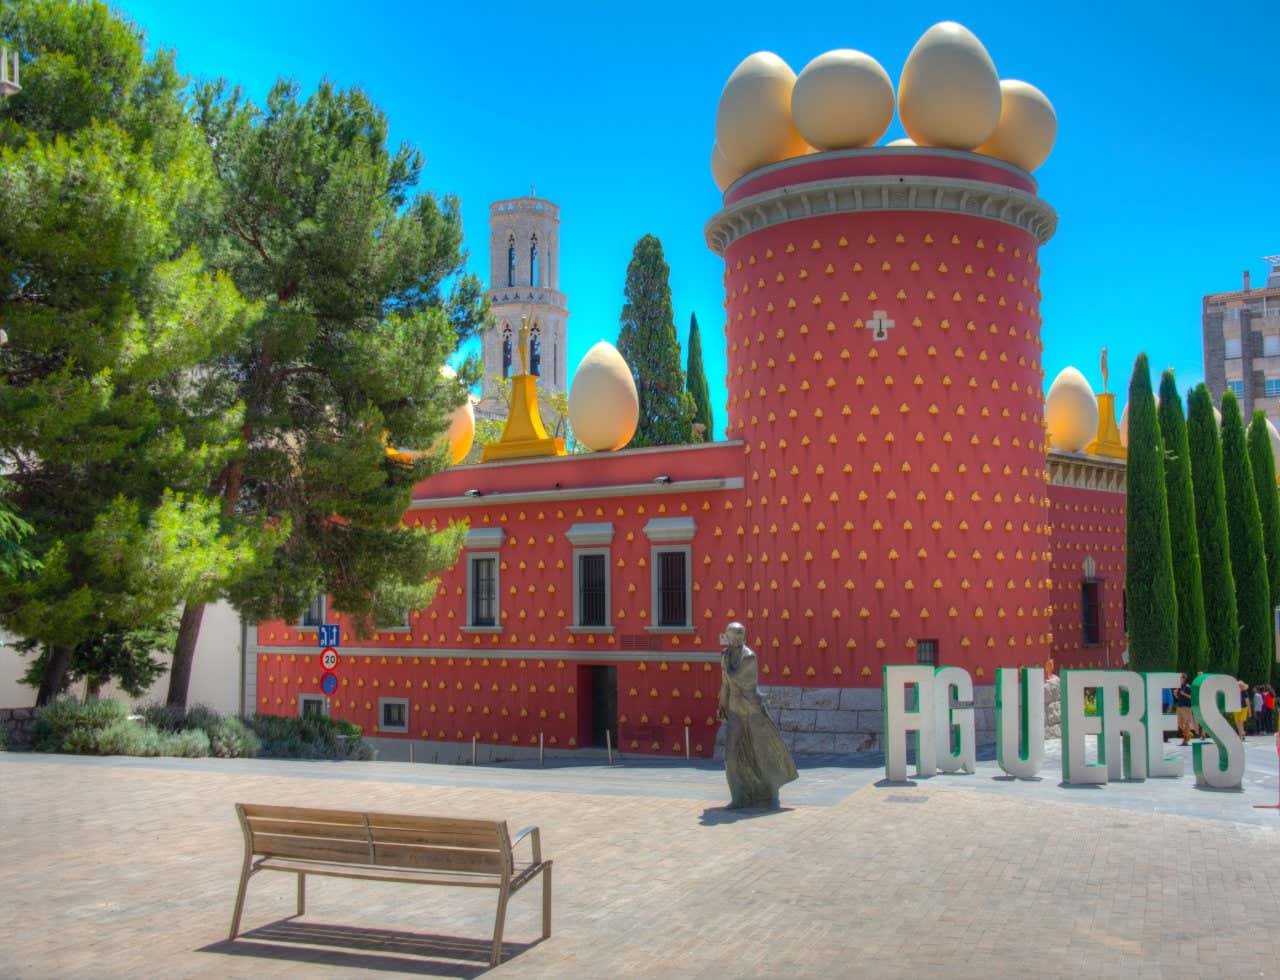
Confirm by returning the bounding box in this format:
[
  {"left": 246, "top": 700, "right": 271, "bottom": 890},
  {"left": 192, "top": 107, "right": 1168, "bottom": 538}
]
[{"left": 706, "top": 148, "right": 1057, "bottom": 686}]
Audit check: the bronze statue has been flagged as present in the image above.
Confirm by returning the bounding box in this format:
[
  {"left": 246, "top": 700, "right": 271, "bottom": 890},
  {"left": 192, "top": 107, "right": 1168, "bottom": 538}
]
[
  {"left": 1100, "top": 346, "right": 1109, "bottom": 394},
  {"left": 717, "top": 622, "right": 798, "bottom": 808}
]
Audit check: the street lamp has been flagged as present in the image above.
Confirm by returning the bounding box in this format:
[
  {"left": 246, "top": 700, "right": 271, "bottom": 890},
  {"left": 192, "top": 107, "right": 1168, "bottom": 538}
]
[{"left": 0, "top": 47, "right": 19, "bottom": 98}]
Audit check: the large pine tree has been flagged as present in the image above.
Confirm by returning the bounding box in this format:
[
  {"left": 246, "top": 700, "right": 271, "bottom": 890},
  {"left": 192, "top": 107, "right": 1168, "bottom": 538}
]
[
  {"left": 1124, "top": 354, "right": 1178, "bottom": 671},
  {"left": 1247, "top": 411, "right": 1280, "bottom": 682},
  {"left": 162, "top": 78, "right": 488, "bottom": 706},
  {"left": 1156, "top": 372, "right": 1208, "bottom": 676},
  {"left": 1186, "top": 385, "right": 1239, "bottom": 675},
  {"left": 685, "top": 312, "right": 714, "bottom": 442},
  {"left": 0, "top": 1, "right": 270, "bottom": 703},
  {"left": 616, "top": 235, "right": 693, "bottom": 447},
  {"left": 1220, "top": 391, "right": 1271, "bottom": 684}
]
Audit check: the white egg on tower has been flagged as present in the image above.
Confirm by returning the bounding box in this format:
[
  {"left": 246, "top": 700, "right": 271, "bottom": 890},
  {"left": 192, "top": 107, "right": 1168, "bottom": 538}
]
[
  {"left": 715, "top": 52, "right": 810, "bottom": 176},
  {"left": 568, "top": 342, "right": 639, "bottom": 452},
  {"left": 898, "top": 21, "right": 1001, "bottom": 150},
  {"left": 791, "top": 49, "right": 895, "bottom": 150}
]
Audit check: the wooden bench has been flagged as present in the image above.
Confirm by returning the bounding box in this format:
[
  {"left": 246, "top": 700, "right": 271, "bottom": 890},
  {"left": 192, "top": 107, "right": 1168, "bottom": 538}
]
[{"left": 230, "top": 803, "right": 551, "bottom": 966}]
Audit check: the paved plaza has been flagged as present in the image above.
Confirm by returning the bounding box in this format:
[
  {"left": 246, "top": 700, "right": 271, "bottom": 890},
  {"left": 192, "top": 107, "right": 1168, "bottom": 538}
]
[{"left": 3, "top": 741, "right": 1280, "bottom": 978}]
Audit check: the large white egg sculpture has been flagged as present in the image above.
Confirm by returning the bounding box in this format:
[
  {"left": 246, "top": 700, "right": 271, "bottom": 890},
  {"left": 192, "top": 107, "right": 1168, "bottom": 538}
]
[
  {"left": 711, "top": 143, "right": 740, "bottom": 192},
  {"left": 791, "top": 49, "right": 895, "bottom": 150},
  {"left": 898, "top": 21, "right": 1001, "bottom": 150},
  {"left": 569, "top": 341, "right": 639, "bottom": 452},
  {"left": 439, "top": 365, "right": 475, "bottom": 465},
  {"left": 1045, "top": 367, "right": 1099, "bottom": 452},
  {"left": 974, "top": 80, "right": 1057, "bottom": 172},
  {"left": 715, "top": 52, "right": 809, "bottom": 176}
]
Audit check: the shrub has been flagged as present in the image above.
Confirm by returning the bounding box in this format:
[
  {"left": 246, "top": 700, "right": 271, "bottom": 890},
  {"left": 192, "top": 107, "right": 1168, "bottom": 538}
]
[
  {"left": 0, "top": 726, "right": 7, "bottom": 751},
  {"left": 249, "top": 713, "right": 373, "bottom": 761},
  {"left": 162, "top": 728, "right": 211, "bottom": 758},
  {"left": 208, "top": 718, "right": 260, "bottom": 759},
  {"left": 31, "top": 698, "right": 130, "bottom": 753},
  {"left": 93, "top": 719, "right": 151, "bottom": 756}
]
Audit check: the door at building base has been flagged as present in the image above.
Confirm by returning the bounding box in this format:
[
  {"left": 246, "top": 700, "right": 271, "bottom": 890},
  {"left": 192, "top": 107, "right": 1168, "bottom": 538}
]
[{"left": 578, "top": 664, "right": 617, "bottom": 748}]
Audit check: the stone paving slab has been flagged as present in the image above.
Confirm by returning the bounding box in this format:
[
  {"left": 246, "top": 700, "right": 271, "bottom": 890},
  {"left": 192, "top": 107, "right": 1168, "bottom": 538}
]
[{"left": 2, "top": 749, "right": 1279, "bottom": 978}]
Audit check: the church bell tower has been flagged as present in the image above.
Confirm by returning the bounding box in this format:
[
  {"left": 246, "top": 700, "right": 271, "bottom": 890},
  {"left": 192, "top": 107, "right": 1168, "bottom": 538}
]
[{"left": 479, "top": 195, "right": 569, "bottom": 420}]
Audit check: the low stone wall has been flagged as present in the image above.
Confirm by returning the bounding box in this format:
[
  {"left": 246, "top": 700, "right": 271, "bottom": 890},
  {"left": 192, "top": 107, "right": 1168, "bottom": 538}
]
[
  {"left": 759, "top": 684, "right": 998, "bottom": 756},
  {"left": 0, "top": 706, "right": 38, "bottom": 748}
]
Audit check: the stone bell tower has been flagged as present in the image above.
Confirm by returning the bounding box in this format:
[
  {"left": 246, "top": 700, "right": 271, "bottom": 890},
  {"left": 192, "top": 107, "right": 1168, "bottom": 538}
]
[{"left": 479, "top": 195, "right": 570, "bottom": 421}]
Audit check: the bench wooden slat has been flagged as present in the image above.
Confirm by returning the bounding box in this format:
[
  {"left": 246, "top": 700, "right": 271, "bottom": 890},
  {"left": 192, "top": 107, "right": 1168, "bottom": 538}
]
[
  {"left": 365, "top": 812, "right": 504, "bottom": 834},
  {"left": 240, "top": 803, "right": 368, "bottom": 825},
  {"left": 246, "top": 818, "right": 371, "bottom": 841},
  {"left": 252, "top": 834, "right": 372, "bottom": 864},
  {"left": 366, "top": 825, "right": 505, "bottom": 849},
  {"left": 255, "top": 857, "right": 510, "bottom": 888},
  {"left": 372, "top": 842, "right": 506, "bottom": 874}
]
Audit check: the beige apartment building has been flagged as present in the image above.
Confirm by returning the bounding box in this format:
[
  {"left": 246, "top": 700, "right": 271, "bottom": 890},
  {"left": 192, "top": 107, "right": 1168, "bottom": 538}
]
[{"left": 1203, "top": 257, "right": 1280, "bottom": 427}]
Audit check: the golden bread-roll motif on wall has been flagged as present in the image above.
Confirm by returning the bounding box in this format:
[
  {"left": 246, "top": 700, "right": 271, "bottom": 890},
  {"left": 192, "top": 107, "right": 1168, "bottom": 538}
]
[{"left": 569, "top": 341, "right": 639, "bottom": 451}]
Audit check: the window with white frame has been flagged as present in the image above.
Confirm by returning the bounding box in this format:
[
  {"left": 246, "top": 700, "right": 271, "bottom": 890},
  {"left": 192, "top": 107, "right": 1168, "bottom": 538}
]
[
  {"left": 643, "top": 517, "right": 696, "bottom": 630},
  {"left": 566, "top": 522, "right": 614, "bottom": 628},
  {"left": 378, "top": 698, "right": 409, "bottom": 733},
  {"left": 298, "top": 594, "right": 325, "bottom": 628},
  {"left": 299, "top": 695, "right": 327, "bottom": 718},
  {"left": 463, "top": 527, "right": 505, "bottom": 629},
  {"left": 1225, "top": 338, "right": 1243, "bottom": 359},
  {"left": 915, "top": 639, "right": 938, "bottom": 666},
  {"left": 1264, "top": 335, "right": 1280, "bottom": 357},
  {"left": 1228, "top": 380, "right": 1245, "bottom": 399},
  {"left": 1266, "top": 378, "right": 1280, "bottom": 398}
]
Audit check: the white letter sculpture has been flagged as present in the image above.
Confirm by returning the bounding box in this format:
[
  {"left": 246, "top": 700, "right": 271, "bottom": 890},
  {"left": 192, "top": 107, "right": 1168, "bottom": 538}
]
[
  {"left": 883, "top": 665, "right": 936, "bottom": 781},
  {"left": 995, "top": 667, "right": 1044, "bottom": 779},
  {"left": 1100, "top": 671, "right": 1147, "bottom": 781},
  {"left": 933, "top": 665, "right": 976, "bottom": 773},
  {"left": 1061, "top": 670, "right": 1108, "bottom": 784},
  {"left": 1192, "top": 674, "right": 1244, "bottom": 789},
  {"left": 1143, "top": 672, "right": 1184, "bottom": 778}
]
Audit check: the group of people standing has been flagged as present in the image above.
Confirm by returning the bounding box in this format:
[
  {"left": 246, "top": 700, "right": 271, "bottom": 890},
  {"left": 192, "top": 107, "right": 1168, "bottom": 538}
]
[{"left": 1172, "top": 673, "right": 1277, "bottom": 744}]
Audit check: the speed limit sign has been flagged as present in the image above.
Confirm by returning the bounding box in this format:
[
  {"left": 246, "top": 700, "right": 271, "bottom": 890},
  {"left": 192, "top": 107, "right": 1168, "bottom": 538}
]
[{"left": 320, "top": 647, "right": 340, "bottom": 671}]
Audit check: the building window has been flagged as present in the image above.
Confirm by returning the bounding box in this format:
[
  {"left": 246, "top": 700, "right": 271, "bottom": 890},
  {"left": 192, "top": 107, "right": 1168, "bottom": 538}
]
[
  {"left": 1225, "top": 338, "right": 1243, "bottom": 359},
  {"left": 1228, "top": 380, "right": 1245, "bottom": 399},
  {"left": 1082, "top": 580, "right": 1102, "bottom": 646},
  {"left": 576, "top": 552, "right": 609, "bottom": 627},
  {"left": 916, "top": 639, "right": 938, "bottom": 666},
  {"left": 530, "top": 326, "right": 542, "bottom": 376},
  {"left": 1265, "top": 336, "right": 1280, "bottom": 357},
  {"left": 1266, "top": 378, "right": 1280, "bottom": 398},
  {"left": 469, "top": 554, "right": 498, "bottom": 627},
  {"left": 655, "top": 548, "right": 691, "bottom": 627},
  {"left": 299, "top": 695, "right": 328, "bottom": 718},
  {"left": 379, "top": 698, "right": 409, "bottom": 734},
  {"left": 502, "top": 327, "right": 512, "bottom": 378},
  {"left": 530, "top": 233, "right": 539, "bottom": 286},
  {"left": 507, "top": 234, "right": 515, "bottom": 287},
  {"left": 298, "top": 595, "right": 325, "bottom": 628}
]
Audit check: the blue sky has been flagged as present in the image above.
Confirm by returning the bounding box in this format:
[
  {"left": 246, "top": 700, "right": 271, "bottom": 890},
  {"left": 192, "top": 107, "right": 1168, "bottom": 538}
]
[{"left": 119, "top": 0, "right": 1278, "bottom": 429}]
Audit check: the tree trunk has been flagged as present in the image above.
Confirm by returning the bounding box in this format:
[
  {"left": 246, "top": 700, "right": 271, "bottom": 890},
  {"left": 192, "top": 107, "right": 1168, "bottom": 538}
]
[
  {"left": 36, "top": 644, "right": 74, "bottom": 706},
  {"left": 166, "top": 602, "right": 206, "bottom": 708}
]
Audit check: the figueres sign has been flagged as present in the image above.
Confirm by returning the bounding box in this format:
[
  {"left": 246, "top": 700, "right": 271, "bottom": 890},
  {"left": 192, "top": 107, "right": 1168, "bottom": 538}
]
[{"left": 883, "top": 666, "right": 1245, "bottom": 789}]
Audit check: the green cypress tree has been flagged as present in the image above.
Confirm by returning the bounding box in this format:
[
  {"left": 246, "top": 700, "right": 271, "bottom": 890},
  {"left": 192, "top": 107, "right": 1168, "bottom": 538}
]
[
  {"left": 616, "top": 235, "right": 694, "bottom": 447},
  {"left": 1247, "top": 411, "right": 1280, "bottom": 682},
  {"left": 685, "top": 313, "right": 714, "bottom": 442},
  {"left": 1156, "top": 372, "right": 1208, "bottom": 676},
  {"left": 1186, "top": 385, "right": 1239, "bottom": 675},
  {"left": 1124, "top": 354, "right": 1178, "bottom": 671},
  {"left": 1220, "top": 391, "right": 1271, "bottom": 684}
]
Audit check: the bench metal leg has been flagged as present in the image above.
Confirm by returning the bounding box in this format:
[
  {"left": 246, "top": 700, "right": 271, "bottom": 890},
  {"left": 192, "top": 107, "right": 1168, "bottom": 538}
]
[
  {"left": 541, "top": 863, "right": 552, "bottom": 939},
  {"left": 296, "top": 873, "right": 305, "bottom": 916},
  {"left": 229, "top": 855, "right": 253, "bottom": 940},
  {"left": 490, "top": 887, "right": 510, "bottom": 966}
]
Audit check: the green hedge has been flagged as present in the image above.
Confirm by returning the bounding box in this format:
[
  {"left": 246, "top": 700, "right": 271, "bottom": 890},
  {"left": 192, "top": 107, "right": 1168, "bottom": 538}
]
[{"left": 248, "top": 713, "right": 373, "bottom": 761}]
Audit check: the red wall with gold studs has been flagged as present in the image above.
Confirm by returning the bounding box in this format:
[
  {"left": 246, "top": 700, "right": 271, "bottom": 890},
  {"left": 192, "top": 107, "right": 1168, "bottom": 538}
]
[{"left": 1047, "top": 484, "right": 1127, "bottom": 669}]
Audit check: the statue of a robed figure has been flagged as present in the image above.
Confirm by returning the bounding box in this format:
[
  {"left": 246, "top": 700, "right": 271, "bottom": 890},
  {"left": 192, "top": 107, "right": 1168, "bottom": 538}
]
[{"left": 717, "top": 622, "right": 798, "bottom": 808}]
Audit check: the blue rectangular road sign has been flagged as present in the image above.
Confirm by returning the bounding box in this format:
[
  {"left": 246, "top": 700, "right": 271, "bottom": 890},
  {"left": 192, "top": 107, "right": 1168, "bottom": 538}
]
[{"left": 318, "top": 624, "right": 340, "bottom": 647}]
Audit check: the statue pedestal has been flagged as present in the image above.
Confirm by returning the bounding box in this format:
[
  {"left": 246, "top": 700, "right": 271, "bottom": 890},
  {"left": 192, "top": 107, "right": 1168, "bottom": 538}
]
[
  {"left": 1086, "top": 392, "right": 1126, "bottom": 459},
  {"left": 482, "top": 374, "right": 566, "bottom": 462}
]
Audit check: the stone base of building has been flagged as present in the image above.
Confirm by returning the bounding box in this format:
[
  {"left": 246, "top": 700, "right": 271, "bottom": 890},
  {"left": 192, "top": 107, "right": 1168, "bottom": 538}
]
[{"left": 729, "top": 685, "right": 999, "bottom": 757}]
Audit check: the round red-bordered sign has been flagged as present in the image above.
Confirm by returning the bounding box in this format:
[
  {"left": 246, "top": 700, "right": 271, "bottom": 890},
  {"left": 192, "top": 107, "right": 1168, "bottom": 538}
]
[
  {"left": 320, "top": 648, "right": 339, "bottom": 671},
  {"left": 320, "top": 671, "right": 338, "bottom": 696}
]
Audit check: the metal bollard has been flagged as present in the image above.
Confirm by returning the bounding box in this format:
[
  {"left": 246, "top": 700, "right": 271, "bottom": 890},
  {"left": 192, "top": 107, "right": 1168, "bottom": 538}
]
[
  {"left": 539, "top": 732, "right": 544, "bottom": 767},
  {"left": 685, "top": 725, "right": 690, "bottom": 760},
  {"left": 472, "top": 735, "right": 477, "bottom": 766},
  {"left": 606, "top": 728, "right": 613, "bottom": 765}
]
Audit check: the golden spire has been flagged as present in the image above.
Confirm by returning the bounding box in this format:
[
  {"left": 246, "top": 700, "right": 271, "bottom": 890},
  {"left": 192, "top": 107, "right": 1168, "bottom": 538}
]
[{"left": 482, "top": 314, "right": 567, "bottom": 462}]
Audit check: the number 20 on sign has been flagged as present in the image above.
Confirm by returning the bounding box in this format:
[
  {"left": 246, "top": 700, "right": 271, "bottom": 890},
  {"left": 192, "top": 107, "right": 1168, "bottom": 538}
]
[
  {"left": 320, "top": 647, "right": 339, "bottom": 671},
  {"left": 317, "top": 624, "right": 339, "bottom": 647}
]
